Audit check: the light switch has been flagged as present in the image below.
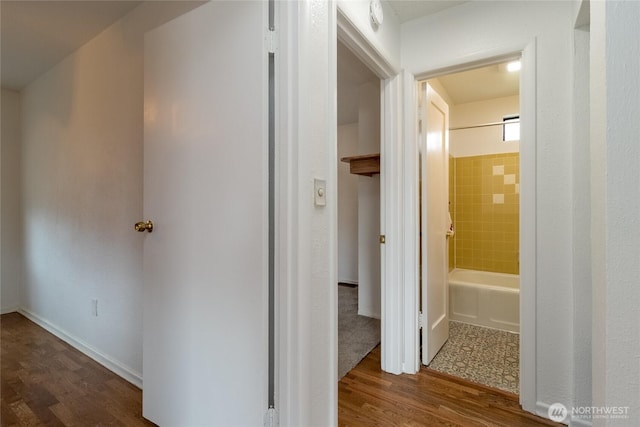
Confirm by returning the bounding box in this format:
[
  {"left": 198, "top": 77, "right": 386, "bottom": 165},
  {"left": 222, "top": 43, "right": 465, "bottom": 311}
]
[{"left": 314, "top": 179, "right": 326, "bottom": 207}]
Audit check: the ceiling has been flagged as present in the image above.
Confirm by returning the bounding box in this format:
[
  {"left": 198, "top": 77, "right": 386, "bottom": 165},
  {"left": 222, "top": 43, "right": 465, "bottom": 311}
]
[
  {"left": 2, "top": 0, "right": 507, "bottom": 103},
  {"left": 387, "top": 0, "right": 469, "bottom": 23},
  {"left": 436, "top": 62, "right": 520, "bottom": 105},
  {"left": 1, "top": 1, "right": 142, "bottom": 90},
  {"left": 0, "top": 0, "right": 473, "bottom": 92}
]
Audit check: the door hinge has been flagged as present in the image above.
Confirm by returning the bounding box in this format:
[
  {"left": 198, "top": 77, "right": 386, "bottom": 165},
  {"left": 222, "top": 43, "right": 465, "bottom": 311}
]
[
  {"left": 266, "top": 29, "right": 277, "bottom": 54},
  {"left": 418, "top": 311, "right": 424, "bottom": 329},
  {"left": 379, "top": 235, "right": 386, "bottom": 244},
  {"left": 264, "top": 407, "right": 278, "bottom": 427}
]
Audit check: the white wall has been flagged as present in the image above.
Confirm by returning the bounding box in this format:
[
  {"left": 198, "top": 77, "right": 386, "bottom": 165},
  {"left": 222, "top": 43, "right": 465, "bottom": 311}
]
[
  {"left": 591, "top": 1, "right": 640, "bottom": 424},
  {"left": 450, "top": 95, "right": 520, "bottom": 158},
  {"left": 402, "top": 0, "right": 575, "bottom": 413},
  {"left": 1, "top": 89, "right": 22, "bottom": 313},
  {"left": 338, "top": 123, "right": 359, "bottom": 284},
  {"left": 19, "top": 1, "right": 203, "bottom": 385},
  {"left": 357, "top": 81, "right": 381, "bottom": 319},
  {"left": 337, "top": 0, "right": 401, "bottom": 68}
]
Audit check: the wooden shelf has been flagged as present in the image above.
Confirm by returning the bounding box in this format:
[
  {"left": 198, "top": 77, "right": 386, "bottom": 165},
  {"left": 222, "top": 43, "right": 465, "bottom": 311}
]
[{"left": 340, "top": 153, "right": 380, "bottom": 177}]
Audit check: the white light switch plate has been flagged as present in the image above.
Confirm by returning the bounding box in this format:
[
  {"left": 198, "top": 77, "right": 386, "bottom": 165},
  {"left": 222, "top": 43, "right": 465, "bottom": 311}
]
[{"left": 314, "top": 178, "right": 326, "bottom": 207}]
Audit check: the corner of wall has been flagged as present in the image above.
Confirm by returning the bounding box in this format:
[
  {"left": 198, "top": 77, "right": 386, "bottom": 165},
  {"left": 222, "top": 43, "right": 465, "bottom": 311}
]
[
  {"left": 336, "top": 0, "right": 401, "bottom": 69},
  {"left": 18, "top": 308, "right": 142, "bottom": 388},
  {"left": 1, "top": 88, "right": 23, "bottom": 314}
]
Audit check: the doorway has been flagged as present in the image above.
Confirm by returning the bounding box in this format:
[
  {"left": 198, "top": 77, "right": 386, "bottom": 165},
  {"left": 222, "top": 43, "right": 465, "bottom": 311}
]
[
  {"left": 336, "top": 40, "right": 382, "bottom": 379},
  {"left": 332, "top": 4, "right": 537, "bottom": 413},
  {"left": 419, "top": 60, "right": 522, "bottom": 395}
]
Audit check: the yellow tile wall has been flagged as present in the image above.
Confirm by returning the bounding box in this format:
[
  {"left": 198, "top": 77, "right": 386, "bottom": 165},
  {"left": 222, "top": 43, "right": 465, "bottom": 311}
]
[{"left": 452, "top": 153, "right": 519, "bottom": 275}]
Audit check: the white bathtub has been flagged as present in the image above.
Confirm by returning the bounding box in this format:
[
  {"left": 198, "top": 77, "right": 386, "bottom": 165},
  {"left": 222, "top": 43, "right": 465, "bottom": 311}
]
[{"left": 448, "top": 269, "right": 520, "bottom": 333}]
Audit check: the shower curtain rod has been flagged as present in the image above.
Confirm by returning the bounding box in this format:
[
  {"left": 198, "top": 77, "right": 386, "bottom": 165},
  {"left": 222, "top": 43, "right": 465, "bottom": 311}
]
[{"left": 449, "top": 120, "right": 520, "bottom": 131}]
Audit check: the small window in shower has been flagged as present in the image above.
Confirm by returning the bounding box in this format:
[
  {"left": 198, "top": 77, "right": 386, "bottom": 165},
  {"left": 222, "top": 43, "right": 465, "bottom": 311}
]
[{"left": 503, "top": 114, "right": 520, "bottom": 142}]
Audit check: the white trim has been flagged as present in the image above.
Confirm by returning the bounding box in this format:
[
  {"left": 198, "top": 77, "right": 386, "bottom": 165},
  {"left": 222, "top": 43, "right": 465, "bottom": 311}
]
[
  {"left": 380, "top": 74, "right": 403, "bottom": 374},
  {"left": 275, "top": 1, "right": 301, "bottom": 425},
  {"left": 358, "top": 308, "right": 381, "bottom": 320},
  {"left": 405, "top": 39, "right": 538, "bottom": 413},
  {"left": 535, "top": 401, "right": 577, "bottom": 426},
  {"left": 570, "top": 417, "right": 593, "bottom": 427},
  {"left": 401, "top": 70, "right": 419, "bottom": 374},
  {"left": 328, "top": 3, "right": 340, "bottom": 424},
  {"left": 334, "top": 3, "right": 404, "bottom": 377},
  {"left": 18, "top": 308, "right": 142, "bottom": 388},
  {"left": 336, "top": 7, "right": 399, "bottom": 79},
  {"left": 264, "top": 407, "right": 279, "bottom": 427},
  {"left": 413, "top": 43, "right": 523, "bottom": 81},
  {"left": 535, "top": 402, "right": 554, "bottom": 422},
  {"left": 519, "top": 39, "right": 537, "bottom": 414},
  {"left": 401, "top": 79, "right": 423, "bottom": 372},
  {"left": 1, "top": 306, "right": 19, "bottom": 315}
]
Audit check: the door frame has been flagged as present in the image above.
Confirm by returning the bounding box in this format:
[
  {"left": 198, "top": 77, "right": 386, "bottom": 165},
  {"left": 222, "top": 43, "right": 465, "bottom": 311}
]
[
  {"left": 277, "top": 0, "right": 537, "bottom": 421},
  {"left": 276, "top": 1, "right": 405, "bottom": 422},
  {"left": 336, "top": 6, "right": 407, "bottom": 376},
  {"left": 408, "top": 39, "right": 538, "bottom": 412}
]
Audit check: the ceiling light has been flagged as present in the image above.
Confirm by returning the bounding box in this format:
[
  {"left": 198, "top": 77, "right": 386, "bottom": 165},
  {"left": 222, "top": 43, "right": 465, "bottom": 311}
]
[{"left": 507, "top": 60, "right": 521, "bottom": 72}]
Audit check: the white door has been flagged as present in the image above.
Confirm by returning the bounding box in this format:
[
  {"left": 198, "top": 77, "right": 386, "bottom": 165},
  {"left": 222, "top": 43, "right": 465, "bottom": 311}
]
[
  {"left": 420, "top": 83, "right": 450, "bottom": 365},
  {"left": 142, "top": 2, "right": 268, "bottom": 425}
]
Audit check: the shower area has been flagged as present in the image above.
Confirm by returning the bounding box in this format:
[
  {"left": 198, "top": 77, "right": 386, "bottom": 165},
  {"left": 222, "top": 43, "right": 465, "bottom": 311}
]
[
  {"left": 425, "top": 61, "right": 521, "bottom": 395},
  {"left": 448, "top": 152, "right": 520, "bottom": 333}
]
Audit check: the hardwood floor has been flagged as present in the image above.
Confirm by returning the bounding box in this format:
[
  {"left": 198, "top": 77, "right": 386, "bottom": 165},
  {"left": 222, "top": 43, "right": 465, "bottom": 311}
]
[
  {"left": 339, "top": 346, "right": 561, "bottom": 427},
  {"left": 2, "top": 312, "right": 560, "bottom": 426},
  {"left": 1, "top": 312, "right": 154, "bottom": 426}
]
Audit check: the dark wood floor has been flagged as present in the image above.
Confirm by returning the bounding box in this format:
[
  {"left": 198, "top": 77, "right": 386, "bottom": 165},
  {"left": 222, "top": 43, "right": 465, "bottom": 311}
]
[
  {"left": 339, "top": 346, "right": 560, "bottom": 427},
  {"left": 1, "top": 312, "right": 154, "bottom": 426},
  {"left": 3, "top": 312, "right": 559, "bottom": 426}
]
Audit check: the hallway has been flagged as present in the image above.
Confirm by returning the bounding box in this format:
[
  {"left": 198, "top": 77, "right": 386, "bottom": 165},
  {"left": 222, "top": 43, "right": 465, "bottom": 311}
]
[{"left": 0, "top": 313, "right": 153, "bottom": 426}]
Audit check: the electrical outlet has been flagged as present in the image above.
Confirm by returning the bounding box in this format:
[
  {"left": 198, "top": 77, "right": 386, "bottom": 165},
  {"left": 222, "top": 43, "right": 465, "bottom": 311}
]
[{"left": 92, "top": 299, "right": 98, "bottom": 317}]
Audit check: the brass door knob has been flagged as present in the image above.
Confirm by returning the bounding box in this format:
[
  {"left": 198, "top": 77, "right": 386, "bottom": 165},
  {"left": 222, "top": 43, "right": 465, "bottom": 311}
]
[{"left": 134, "top": 220, "right": 154, "bottom": 233}]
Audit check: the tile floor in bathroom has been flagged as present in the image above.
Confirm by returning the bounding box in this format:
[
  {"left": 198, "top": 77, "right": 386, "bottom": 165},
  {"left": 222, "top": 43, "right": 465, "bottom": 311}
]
[{"left": 428, "top": 320, "right": 520, "bottom": 394}]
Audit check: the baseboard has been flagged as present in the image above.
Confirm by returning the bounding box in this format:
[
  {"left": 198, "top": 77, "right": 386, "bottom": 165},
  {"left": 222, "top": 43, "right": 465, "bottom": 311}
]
[
  {"left": 536, "top": 401, "right": 570, "bottom": 426},
  {"left": 338, "top": 282, "right": 357, "bottom": 288},
  {"left": 536, "top": 400, "right": 604, "bottom": 426},
  {"left": 1, "top": 306, "right": 19, "bottom": 315},
  {"left": 357, "top": 308, "right": 381, "bottom": 320},
  {"left": 570, "top": 416, "right": 593, "bottom": 427},
  {"left": 18, "top": 308, "right": 143, "bottom": 389}
]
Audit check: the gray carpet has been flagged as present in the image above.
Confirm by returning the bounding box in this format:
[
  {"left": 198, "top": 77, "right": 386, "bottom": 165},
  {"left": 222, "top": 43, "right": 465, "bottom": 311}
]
[
  {"left": 338, "top": 285, "right": 381, "bottom": 379},
  {"left": 428, "top": 321, "right": 520, "bottom": 394}
]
